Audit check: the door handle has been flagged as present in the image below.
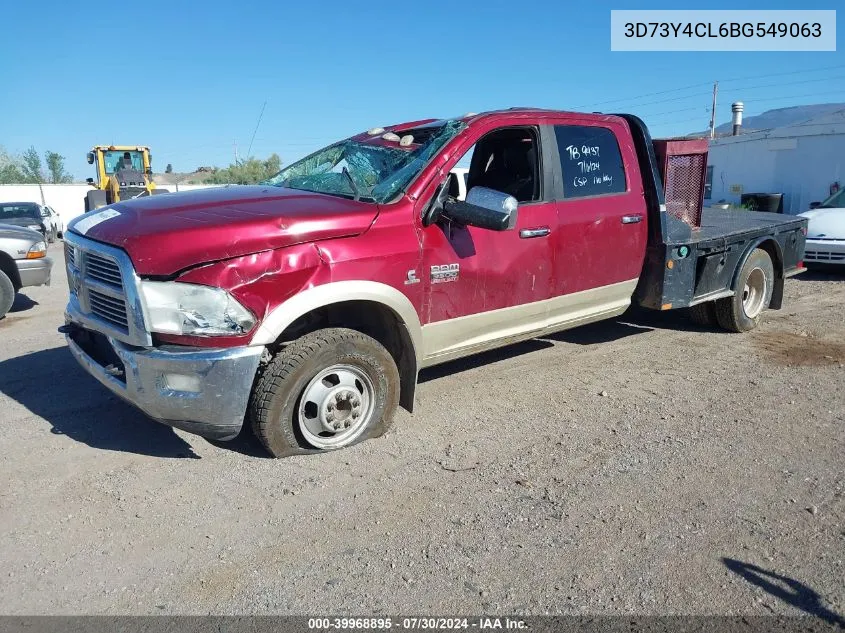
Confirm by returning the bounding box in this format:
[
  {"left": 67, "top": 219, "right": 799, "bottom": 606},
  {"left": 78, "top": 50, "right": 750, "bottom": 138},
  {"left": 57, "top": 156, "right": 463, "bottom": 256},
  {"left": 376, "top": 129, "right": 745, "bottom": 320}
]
[
  {"left": 519, "top": 227, "right": 551, "bottom": 239},
  {"left": 621, "top": 215, "right": 643, "bottom": 224}
]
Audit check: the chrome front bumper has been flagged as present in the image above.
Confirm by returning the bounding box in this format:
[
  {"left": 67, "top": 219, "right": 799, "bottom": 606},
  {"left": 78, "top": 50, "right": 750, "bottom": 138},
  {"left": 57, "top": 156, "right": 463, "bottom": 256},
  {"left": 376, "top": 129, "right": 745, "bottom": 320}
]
[{"left": 65, "top": 329, "right": 264, "bottom": 441}]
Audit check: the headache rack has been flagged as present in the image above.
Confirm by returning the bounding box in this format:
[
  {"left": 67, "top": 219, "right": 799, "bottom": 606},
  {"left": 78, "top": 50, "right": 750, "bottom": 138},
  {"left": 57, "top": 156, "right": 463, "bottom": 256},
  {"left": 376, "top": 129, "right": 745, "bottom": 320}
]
[{"left": 652, "top": 138, "right": 709, "bottom": 229}]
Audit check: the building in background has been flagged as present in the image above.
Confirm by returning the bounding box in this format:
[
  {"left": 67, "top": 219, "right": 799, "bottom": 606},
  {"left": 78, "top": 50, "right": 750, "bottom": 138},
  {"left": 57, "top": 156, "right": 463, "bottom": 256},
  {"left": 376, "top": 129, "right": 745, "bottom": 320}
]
[{"left": 705, "top": 108, "right": 845, "bottom": 214}]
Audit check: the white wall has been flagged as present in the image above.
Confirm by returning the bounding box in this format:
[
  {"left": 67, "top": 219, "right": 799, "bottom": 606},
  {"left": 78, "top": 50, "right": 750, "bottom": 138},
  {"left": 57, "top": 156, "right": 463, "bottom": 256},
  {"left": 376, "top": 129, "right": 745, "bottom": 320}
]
[
  {"left": 0, "top": 183, "right": 222, "bottom": 228},
  {"left": 707, "top": 112, "right": 845, "bottom": 214}
]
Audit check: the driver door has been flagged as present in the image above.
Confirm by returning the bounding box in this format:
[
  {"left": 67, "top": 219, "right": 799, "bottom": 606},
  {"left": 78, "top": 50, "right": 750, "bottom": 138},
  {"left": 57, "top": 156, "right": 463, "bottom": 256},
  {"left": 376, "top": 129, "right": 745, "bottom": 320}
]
[{"left": 417, "top": 124, "right": 558, "bottom": 365}]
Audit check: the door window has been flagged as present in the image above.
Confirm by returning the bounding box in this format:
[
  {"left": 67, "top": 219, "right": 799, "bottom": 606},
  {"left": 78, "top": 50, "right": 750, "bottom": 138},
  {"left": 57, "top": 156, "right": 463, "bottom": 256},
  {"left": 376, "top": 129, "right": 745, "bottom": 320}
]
[
  {"left": 554, "top": 126, "right": 626, "bottom": 199},
  {"left": 465, "top": 128, "right": 541, "bottom": 203}
]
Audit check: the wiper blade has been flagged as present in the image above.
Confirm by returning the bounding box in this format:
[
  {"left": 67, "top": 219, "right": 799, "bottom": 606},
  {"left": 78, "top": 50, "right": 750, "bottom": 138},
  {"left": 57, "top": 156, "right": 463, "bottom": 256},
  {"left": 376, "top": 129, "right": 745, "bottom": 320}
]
[{"left": 342, "top": 166, "right": 360, "bottom": 202}]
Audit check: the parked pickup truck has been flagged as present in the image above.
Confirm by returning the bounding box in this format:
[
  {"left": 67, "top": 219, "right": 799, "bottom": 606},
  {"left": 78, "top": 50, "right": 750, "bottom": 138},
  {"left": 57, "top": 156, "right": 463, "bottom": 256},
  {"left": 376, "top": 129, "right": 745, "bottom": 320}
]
[
  {"left": 0, "top": 224, "right": 52, "bottom": 319},
  {"left": 61, "top": 108, "right": 807, "bottom": 456}
]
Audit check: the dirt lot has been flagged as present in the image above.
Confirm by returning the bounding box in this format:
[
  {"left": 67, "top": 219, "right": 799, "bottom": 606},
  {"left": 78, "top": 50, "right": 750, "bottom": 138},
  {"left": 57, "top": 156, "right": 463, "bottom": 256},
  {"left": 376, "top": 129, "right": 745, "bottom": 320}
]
[{"left": 0, "top": 242, "right": 843, "bottom": 618}]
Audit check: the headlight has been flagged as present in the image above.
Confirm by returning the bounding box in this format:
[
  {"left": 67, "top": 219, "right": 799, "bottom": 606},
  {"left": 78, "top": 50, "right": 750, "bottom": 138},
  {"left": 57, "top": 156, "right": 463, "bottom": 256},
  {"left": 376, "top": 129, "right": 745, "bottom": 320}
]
[
  {"left": 27, "top": 224, "right": 42, "bottom": 231},
  {"left": 26, "top": 242, "right": 47, "bottom": 259},
  {"left": 139, "top": 281, "right": 256, "bottom": 336}
]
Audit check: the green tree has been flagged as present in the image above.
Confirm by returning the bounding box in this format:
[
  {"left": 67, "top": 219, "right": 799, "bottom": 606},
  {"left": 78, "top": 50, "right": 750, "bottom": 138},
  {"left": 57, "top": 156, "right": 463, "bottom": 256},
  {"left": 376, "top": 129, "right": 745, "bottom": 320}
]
[
  {"left": 45, "top": 151, "right": 73, "bottom": 183},
  {"left": 206, "top": 153, "right": 282, "bottom": 185},
  {"left": 165, "top": 163, "right": 173, "bottom": 174},
  {"left": 20, "top": 146, "right": 43, "bottom": 183},
  {"left": 0, "top": 146, "right": 25, "bottom": 184}
]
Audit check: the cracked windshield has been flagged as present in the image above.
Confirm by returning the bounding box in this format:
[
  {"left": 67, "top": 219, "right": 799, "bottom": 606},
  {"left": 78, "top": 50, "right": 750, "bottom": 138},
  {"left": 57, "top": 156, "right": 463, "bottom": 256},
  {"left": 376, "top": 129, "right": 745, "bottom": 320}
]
[{"left": 264, "top": 120, "right": 465, "bottom": 204}]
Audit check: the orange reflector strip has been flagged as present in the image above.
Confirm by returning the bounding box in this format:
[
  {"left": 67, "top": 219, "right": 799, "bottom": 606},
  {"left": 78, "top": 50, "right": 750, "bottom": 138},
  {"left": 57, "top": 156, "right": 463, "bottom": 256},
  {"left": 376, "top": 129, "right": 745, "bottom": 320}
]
[
  {"left": 667, "top": 260, "right": 674, "bottom": 269},
  {"left": 661, "top": 303, "right": 672, "bottom": 311},
  {"left": 26, "top": 251, "right": 46, "bottom": 259}
]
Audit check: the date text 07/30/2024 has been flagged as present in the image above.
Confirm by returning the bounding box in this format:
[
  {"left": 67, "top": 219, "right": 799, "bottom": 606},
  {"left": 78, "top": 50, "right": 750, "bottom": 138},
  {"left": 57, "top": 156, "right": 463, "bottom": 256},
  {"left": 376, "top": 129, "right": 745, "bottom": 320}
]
[{"left": 306, "top": 617, "right": 528, "bottom": 630}]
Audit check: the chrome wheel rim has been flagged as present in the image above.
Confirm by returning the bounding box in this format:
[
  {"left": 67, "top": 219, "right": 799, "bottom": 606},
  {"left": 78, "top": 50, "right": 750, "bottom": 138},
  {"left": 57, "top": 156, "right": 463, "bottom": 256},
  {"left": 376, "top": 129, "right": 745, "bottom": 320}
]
[
  {"left": 297, "top": 364, "right": 375, "bottom": 449},
  {"left": 742, "top": 268, "right": 767, "bottom": 318}
]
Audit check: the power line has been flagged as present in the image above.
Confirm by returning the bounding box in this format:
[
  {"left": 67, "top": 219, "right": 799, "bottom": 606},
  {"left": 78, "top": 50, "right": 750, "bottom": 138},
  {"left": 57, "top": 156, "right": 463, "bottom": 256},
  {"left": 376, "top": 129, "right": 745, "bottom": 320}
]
[
  {"left": 740, "top": 89, "right": 845, "bottom": 105},
  {"left": 611, "top": 90, "right": 714, "bottom": 110},
  {"left": 577, "top": 63, "right": 845, "bottom": 111},
  {"left": 594, "top": 79, "right": 845, "bottom": 130},
  {"left": 571, "top": 81, "right": 711, "bottom": 109},
  {"left": 634, "top": 105, "right": 710, "bottom": 119},
  {"left": 654, "top": 116, "right": 707, "bottom": 126},
  {"left": 718, "top": 63, "right": 845, "bottom": 84},
  {"left": 719, "top": 74, "right": 845, "bottom": 96}
]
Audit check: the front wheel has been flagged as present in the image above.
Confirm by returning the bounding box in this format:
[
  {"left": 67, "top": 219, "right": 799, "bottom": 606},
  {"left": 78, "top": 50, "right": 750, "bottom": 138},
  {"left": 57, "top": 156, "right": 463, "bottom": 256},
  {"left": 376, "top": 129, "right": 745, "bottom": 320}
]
[
  {"left": 249, "top": 328, "right": 400, "bottom": 457},
  {"left": 0, "top": 270, "right": 14, "bottom": 319},
  {"left": 715, "top": 248, "right": 774, "bottom": 332}
]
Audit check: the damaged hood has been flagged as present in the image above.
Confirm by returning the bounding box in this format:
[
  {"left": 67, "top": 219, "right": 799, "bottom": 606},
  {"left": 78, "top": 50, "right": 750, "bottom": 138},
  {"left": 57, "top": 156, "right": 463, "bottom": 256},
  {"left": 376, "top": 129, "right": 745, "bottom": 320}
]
[{"left": 68, "top": 185, "right": 379, "bottom": 275}]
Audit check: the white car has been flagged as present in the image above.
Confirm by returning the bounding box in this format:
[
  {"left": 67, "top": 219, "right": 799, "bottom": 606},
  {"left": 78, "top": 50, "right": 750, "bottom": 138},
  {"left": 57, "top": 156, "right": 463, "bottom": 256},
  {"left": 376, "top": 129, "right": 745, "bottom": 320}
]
[
  {"left": 39, "top": 205, "right": 64, "bottom": 242},
  {"left": 799, "top": 189, "right": 845, "bottom": 267}
]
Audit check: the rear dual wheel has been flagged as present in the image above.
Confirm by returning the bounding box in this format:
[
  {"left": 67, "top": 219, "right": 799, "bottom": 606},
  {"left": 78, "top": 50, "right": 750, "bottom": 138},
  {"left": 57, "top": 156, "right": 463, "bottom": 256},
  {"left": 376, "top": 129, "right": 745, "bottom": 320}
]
[
  {"left": 687, "top": 249, "right": 774, "bottom": 332},
  {"left": 249, "top": 328, "right": 400, "bottom": 457},
  {"left": 688, "top": 301, "right": 716, "bottom": 327},
  {"left": 715, "top": 248, "right": 774, "bottom": 333}
]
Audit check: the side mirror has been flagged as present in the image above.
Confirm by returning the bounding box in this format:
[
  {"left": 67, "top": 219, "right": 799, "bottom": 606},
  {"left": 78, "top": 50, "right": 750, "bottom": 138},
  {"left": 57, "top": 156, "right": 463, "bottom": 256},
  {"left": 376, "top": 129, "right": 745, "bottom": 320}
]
[
  {"left": 809, "top": 201, "right": 822, "bottom": 209},
  {"left": 443, "top": 186, "right": 518, "bottom": 231},
  {"left": 86, "top": 152, "right": 95, "bottom": 165}
]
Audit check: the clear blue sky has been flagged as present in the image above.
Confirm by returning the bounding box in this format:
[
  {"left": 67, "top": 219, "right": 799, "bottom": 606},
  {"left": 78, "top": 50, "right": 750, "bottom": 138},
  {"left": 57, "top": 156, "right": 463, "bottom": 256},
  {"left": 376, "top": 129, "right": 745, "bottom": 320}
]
[{"left": 0, "top": 0, "right": 842, "bottom": 180}]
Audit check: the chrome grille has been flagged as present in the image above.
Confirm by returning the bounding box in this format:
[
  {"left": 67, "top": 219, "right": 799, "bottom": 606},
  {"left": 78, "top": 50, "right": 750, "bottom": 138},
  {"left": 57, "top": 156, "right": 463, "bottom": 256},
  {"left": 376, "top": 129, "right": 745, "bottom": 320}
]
[
  {"left": 63, "top": 233, "right": 149, "bottom": 346},
  {"left": 86, "top": 252, "right": 123, "bottom": 288},
  {"left": 88, "top": 289, "right": 129, "bottom": 328},
  {"left": 64, "top": 242, "right": 76, "bottom": 267}
]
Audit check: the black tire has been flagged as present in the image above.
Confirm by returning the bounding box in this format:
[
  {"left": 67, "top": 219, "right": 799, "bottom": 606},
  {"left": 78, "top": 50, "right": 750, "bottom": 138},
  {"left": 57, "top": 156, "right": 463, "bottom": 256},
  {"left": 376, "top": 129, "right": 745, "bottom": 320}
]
[
  {"left": 715, "top": 248, "right": 774, "bottom": 333},
  {"left": 0, "top": 270, "right": 15, "bottom": 320},
  {"left": 688, "top": 301, "right": 716, "bottom": 327},
  {"left": 249, "top": 328, "right": 400, "bottom": 457}
]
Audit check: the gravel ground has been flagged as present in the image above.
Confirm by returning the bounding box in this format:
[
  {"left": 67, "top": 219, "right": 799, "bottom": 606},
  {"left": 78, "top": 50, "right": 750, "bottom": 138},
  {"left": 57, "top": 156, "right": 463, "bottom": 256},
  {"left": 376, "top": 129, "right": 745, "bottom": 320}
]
[{"left": 0, "top": 242, "right": 843, "bottom": 617}]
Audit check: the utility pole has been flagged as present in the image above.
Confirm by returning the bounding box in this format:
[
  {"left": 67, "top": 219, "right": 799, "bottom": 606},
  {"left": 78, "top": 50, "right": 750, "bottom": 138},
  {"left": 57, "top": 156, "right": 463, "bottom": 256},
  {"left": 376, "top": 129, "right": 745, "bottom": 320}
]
[
  {"left": 708, "top": 81, "right": 719, "bottom": 139},
  {"left": 233, "top": 139, "right": 239, "bottom": 165}
]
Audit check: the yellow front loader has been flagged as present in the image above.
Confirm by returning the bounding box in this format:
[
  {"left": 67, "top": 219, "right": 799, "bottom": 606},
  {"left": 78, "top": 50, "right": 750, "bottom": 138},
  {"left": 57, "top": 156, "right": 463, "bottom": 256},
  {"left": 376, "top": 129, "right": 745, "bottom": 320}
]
[{"left": 84, "top": 145, "right": 169, "bottom": 212}]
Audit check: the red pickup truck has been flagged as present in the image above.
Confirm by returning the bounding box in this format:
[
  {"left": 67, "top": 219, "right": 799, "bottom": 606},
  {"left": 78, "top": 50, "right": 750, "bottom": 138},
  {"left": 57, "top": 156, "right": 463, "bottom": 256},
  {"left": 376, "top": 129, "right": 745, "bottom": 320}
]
[{"left": 61, "top": 108, "right": 807, "bottom": 456}]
